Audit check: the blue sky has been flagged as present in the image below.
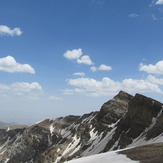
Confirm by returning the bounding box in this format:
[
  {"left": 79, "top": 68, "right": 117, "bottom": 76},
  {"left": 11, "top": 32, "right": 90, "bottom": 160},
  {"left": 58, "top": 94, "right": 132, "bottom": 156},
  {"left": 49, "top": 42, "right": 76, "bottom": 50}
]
[{"left": 0, "top": 0, "right": 163, "bottom": 124}]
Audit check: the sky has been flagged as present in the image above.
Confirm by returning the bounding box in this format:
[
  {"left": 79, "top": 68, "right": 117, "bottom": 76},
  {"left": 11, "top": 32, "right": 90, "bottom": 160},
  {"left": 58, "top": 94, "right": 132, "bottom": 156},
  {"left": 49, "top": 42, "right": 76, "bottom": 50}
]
[{"left": 0, "top": 0, "right": 163, "bottom": 124}]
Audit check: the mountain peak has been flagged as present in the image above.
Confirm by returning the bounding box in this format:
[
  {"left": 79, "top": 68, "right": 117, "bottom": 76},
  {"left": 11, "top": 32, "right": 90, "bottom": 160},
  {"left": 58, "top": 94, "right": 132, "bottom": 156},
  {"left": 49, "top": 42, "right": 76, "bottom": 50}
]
[
  {"left": 114, "top": 90, "right": 133, "bottom": 100},
  {"left": 0, "top": 91, "right": 163, "bottom": 163},
  {"left": 97, "top": 91, "right": 133, "bottom": 124}
]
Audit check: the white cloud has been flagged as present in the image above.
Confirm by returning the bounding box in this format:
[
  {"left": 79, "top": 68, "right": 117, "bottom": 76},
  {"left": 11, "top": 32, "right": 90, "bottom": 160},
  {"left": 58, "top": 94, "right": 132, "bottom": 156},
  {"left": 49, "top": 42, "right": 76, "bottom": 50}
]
[
  {"left": 139, "top": 60, "right": 163, "bottom": 75},
  {"left": 0, "top": 82, "right": 42, "bottom": 99},
  {"left": 90, "top": 64, "right": 112, "bottom": 72},
  {"left": 0, "top": 56, "right": 35, "bottom": 74},
  {"left": 128, "top": 13, "right": 139, "bottom": 18},
  {"left": 69, "top": 78, "right": 102, "bottom": 88},
  {"left": 90, "top": 66, "right": 97, "bottom": 72},
  {"left": 64, "top": 48, "right": 82, "bottom": 60},
  {"left": 121, "top": 78, "right": 161, "bottom": 93},
  {"left": 77, "top": 55, "right": 94, "bottom": 65},
  {"left": 0, "top": 25, "right": 22, "bottom": 36},
  {"left": 98, "top": 64, "right": 112, "bottom": 71},
  {"left": 48, "top": 96, "right": 63, "bottom": 101},
  {"left": 155, "top": 0, "right": 163, "bottom": 5},
  {"left": 64, "top": 48, "right": 94, "bottom": 65},
  {"left": 65, "top": 77, "right": 162, "bottom": 97},
  {"left": 73, "top": 72, "right": 85, "bottom": 77},
  {"left": 147, "top": 75, "right": 163, "bottom": 85}
]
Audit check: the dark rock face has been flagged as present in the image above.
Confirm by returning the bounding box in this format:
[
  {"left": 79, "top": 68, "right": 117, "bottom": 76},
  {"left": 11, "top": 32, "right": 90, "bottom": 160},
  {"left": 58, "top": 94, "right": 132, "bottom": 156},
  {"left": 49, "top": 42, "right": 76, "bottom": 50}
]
[
  {"left": 0, "top": 128, "right": 25, "bottom": 147},
  {"left": 104, "top": 93, "right": 163, "bottom": 151},
  {"left": 127, "top": 94, "right": 162, "bottom": 127},
  {"left": 98, "top": 91, "right": 133, "bottom": 124},
  {"left": 122, "top": 93, "right": 162, "bottom": 139},
  {"left": 0, "top": 91, "right": 162, "bottom": 163}
]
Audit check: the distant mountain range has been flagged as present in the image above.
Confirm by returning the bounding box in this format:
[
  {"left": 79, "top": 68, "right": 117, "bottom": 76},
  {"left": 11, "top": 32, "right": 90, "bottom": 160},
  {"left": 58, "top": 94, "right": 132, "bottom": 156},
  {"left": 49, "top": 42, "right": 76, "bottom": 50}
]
[
  {"left": 0, "top": 91, "right": 163, "bottom": 163},
  {"left": 0, "top": 121, "right": 10, "bottom": 129}
]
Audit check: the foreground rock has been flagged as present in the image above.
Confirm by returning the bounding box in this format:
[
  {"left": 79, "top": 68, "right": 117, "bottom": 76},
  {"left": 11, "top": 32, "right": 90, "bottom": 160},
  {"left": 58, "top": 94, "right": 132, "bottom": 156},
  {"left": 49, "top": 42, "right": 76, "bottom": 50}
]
[
  {"left": 65, "top": 142, "right": 163, "bottom": 163},
  {"left": 119, "top": 142, "right": 163, "bottom": 163},
  {"left": 0, "top": 91, "right": 162, "bottom": 163}
]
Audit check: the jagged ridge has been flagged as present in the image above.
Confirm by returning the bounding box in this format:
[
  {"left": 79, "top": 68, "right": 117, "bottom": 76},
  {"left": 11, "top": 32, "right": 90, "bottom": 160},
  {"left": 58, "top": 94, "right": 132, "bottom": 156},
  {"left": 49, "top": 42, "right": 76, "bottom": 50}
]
[{"left": 0, "top": 91, "right": 162, "bottom": 163}]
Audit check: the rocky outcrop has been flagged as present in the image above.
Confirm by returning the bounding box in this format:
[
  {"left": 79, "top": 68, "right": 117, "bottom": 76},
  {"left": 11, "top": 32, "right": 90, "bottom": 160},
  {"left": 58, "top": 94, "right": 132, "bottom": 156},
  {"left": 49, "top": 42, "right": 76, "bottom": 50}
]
[
  {"left": 0, "top": 91, "right": 162, "bottom": 163},
  {"left": 103, "top": 93, "right": 163, "bottom": 151},
  {"left": 97, "top": 91, "right": 133, "bottom": 124}
]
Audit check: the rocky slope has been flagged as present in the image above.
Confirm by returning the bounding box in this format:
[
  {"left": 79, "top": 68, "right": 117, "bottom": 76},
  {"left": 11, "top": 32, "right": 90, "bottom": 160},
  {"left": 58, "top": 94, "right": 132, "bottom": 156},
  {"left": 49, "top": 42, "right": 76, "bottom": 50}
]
[
  {"left": 0, "top": 91, "right": 162, "bottom": 163},
  {"left": 65, "top": 142, "right": 163, "bottom": 163}
]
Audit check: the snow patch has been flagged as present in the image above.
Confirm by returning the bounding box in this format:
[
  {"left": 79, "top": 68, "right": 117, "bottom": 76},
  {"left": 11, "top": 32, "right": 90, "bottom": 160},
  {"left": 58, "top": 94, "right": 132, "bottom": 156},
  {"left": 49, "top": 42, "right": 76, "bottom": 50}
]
[
  {"left": 0, "top": 138, "right": 10, "bottom": 150},
  {"left": 65, "top": 149, "right": 139, "bottom": 163},
  {"left": 128, "top": 131, "right": 163, "bottom": 148},
  {"left": 110, "top": 137, "right": 121, "bottom": 151},
  {"left": 0, "top": 149, "right": 6, "bottom": 155},
  {"left": 69, "top": 144, "right": 81, "bottom": 156},
  {"left": 147, "top": 109, "right": 162, "bottom": 131},
  {"left": 57, "top": 148, "right": 60, "bottom": 152},
  {"left": 149, "top": 133, "right": 163, "bottom": 143},
  {"left": 55, "top": 135, "right": 80, "bottom": 163},
  {"left": 4, "top": 158, "right": 10, "bottom": 163},
  {"left": 89, "top": 128, "right": 98, "bottom": 141},
  {"left": 62, "top": 135, "right": 80, "bottom": 156},
  {"left": 6, "top": 127, "right": 10, "bottom": 131},
  {"left": 61, "top": 129, "right": 72, "bottom": 139},
  {"left": 50, "top": 124, "right": 54, "bottom": 136},
  {"left": 35, "top": 119, "right": 45, "bottom": 124},
  {"left": 81, "top": 114, "right": 96, "bottom": 124},
  {"left": 82, "top": 127, "right": 117, "bottom": 156},
  {"left": 127, "top": 108, "right": 163, "bottom": 148}
]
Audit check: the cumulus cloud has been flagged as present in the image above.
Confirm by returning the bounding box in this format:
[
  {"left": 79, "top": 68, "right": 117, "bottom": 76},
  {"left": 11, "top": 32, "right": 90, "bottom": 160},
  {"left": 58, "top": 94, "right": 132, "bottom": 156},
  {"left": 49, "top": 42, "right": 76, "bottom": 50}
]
[
  {"left": 0, "top": 82, "right": 42, "bottom": 99},
  {"left": 0, "top": 56, "right": 35, "bottom": 74},
  {"left": 128, "top": 13, "right": 139, "bottom": 18},
  {"left": 63, "top": 48, "right": 82, "bottom": 60},
  {"left": 90, "top": 64, "right": 112, "bottom": 72},
  {"left": 73, "top": 72, "right": 85, "bottom": 77},
  {"left": 77, "top": 55, "right": 94, "bottom": 65},
  {"left": 64, "top": 77, "right": 162, "bottom": 97},
  {"left": 98, "top": 64, "right": 112, "bottom": 71},
  {"left": 139, "top": 60, "right": 163, "bottom": 75},
  {"left": 0, "top": 25, "right": 22, "bottom": 36},
  {"left": 121, "top": 78, "right": 161, "bottom": 93},
  {"left": 64, "top": 48, "right": 94, "bottom": 65},
  {"left": 147, "top": 75, "right": 163, "bottom": 85},
  {"left": 155, "top": 0, "right": 163, "bottom": 5}
]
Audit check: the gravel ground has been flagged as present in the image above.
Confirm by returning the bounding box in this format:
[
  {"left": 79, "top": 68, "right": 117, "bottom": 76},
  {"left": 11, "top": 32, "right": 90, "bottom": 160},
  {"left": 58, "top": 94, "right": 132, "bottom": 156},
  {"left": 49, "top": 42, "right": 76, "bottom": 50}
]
[{"left": 119, "top": 142, "right": 163, "bottom": 163}]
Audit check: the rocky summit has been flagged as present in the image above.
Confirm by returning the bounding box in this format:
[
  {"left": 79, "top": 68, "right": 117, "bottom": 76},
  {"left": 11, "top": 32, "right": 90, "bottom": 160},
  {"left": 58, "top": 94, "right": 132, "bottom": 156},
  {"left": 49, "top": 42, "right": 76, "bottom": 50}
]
[{"left": 0, "top": 91, "right": 163, "bottom": 163}]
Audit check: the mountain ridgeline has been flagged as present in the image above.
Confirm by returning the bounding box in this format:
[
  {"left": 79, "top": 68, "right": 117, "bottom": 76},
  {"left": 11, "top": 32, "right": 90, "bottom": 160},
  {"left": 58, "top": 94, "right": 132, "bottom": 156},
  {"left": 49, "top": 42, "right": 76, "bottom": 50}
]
[{"left": 0, "top": 91, "right": 163, "bottom": 163}]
